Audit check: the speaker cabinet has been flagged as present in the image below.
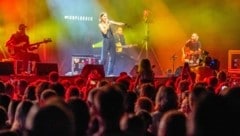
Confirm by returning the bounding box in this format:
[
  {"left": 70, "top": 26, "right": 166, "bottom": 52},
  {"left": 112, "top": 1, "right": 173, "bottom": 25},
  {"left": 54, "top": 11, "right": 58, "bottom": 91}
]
[
  {"left": 80, "top": 64, "right": 105, "bottom": 78},
  {"left": 35, "top": 63, "right": 58, "bottom": 76},
  {"left": 0, "top": 61, "right": 15, "bottom": 75}
]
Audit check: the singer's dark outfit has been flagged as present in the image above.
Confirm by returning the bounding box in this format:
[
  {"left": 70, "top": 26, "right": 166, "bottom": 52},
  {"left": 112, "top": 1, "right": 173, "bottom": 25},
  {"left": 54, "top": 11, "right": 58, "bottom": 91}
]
[{"left": 100, "top": 25, "right": 116, "bottom": 75}]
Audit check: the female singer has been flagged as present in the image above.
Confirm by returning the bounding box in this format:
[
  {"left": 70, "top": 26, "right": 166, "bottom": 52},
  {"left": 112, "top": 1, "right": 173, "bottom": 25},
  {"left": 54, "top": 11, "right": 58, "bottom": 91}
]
[{"left": 98, "top": 12, "right": 125, "bottom": 75}]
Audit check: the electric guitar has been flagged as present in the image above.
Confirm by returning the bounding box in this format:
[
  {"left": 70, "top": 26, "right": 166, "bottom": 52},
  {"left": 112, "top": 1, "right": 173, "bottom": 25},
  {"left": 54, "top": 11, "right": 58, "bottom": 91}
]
[
  {"left": 115, "top": 42, "right": 137, "bottom": 53},
  {"left": 6, "top": 38, "right": 52, "bottom": 56}
]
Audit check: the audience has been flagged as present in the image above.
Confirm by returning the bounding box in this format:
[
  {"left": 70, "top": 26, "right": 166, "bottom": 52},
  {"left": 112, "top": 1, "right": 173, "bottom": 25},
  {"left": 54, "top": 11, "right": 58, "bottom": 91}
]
[{"left": 0, "top": 58, "right": 239, "bottom": 136}]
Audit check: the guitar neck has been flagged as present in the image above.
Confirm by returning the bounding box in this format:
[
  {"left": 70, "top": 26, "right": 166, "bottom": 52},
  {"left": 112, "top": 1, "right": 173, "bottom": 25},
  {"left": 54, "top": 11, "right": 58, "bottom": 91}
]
[
  {"left": 118, "top": 44, "right": 136, "bottom": 48},
  {"left": 30, "top": 42, "right": 44, "bottom": 46},
  {"left": 29, "top": 39, "right": 52, "bottom": 47}
]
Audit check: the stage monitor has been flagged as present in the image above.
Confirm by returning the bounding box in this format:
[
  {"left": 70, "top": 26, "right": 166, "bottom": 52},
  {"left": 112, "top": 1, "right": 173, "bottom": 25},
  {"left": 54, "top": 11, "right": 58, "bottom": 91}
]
[
  {"left": 0, "top": 61, "right": 15, "bottom": 75},
  {"left": 35, "top": 63, "right": 58, "bottom": 76},
  {"left": 228, "top": 50, "right": 240, "bottom": 73}
]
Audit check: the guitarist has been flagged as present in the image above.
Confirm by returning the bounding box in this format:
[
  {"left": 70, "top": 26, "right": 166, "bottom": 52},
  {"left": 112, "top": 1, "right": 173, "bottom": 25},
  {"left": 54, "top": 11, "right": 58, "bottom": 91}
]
[
  {"left": 182, "top": 33, "right": 202, "bottom": 66},
  {"left": 6, "top": 24, "right": 40, "bottom": 74},
  {"left": 114, "top": 26, "right": 126, "bottom": 53}
]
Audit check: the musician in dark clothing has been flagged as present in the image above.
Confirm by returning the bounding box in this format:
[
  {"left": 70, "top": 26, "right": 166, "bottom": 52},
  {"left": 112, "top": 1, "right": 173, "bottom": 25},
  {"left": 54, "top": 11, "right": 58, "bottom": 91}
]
[
  {"left": 114, "top": 26, "right": 126, "bottom": 47},
  {"left": 182, "top": 33, "right": 202, "bottom": 66},
  {"left": 6, "top": 24, "right": 40, "bottom": 74}
]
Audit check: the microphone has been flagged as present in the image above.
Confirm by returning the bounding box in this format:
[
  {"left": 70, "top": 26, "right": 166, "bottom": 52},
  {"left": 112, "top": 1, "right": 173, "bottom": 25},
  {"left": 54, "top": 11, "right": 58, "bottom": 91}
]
[{"left": 124, "top": 23, "right": 131, "bottom": 28}]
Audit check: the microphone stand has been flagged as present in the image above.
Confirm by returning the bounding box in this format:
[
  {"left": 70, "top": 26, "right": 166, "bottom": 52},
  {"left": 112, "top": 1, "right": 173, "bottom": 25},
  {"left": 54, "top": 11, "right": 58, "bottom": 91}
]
[
  {"left": 171, "top": 54, "right": 178, "bottom": 74},
  {"left": 137, "top": 9, "right": 164, "bottom": 75}
]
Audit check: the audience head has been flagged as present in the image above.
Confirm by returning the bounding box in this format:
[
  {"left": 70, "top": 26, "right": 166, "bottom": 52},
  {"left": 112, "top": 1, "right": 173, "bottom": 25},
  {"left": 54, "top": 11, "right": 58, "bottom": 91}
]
[
  {"left": 139, "top": 83, "right": 156, "bottom": 102},
  {"left": 0, "top": 106, "right": 8, "bottom": 129},
  {"left": 39, "top": 89, "right": 57, "bottom": 106},
  {"left": 0, "top": 94, "right": 11, "bottom": 112},
  {"left": 139, "top": 58, "right": 152, "bottom": 72},
  {"left": 49, "top": 82, "right": 66, "bottom": 99},
  {"left": 35, "top": 81, "right": 50, "bottom": 101},
  {"left": 0, "top": 81, "right": 6, "bottom": 94},
  {"left": 94, "top": 85, "right": 124, "bottom": 120},
  {"left": 0, "top": 130, "right": 18, "bottom": 136},
  {"left": 207, "top": 76, "right": 218, "bottom": 87},
  {"left": 5, "top": 82, "right": 14, "bottom": 98},
  {"left": 48, "top": 71, "right": 59, "bottom": 83},
  {"left": 158, "top": 110, "right": 187, "bottom": 136},
  {"left": 116, "top": 72, "right": 131, "bottom": 82},
  {"left": 23, "top": 85, "right": 37, "bottom": 101},
  {"left": 60, "top": 79, "right": 71, "bottom": 90},
  {"left": 97, "top": 79, "right": 110, "bottom": 87},
  {"left": 26, "top": 102, "right": 75, "bottom": 136},
  {"left": 65, "top": 86, "right": 81, "bottom": 101},
  {"left": 125, "top": 91, "right": 138, "bottom": 113},
  {"left": 217, "top": 70, "right": 227, "bottom": 82},
  {"left": 120, "top": 114, "right": 145, "bottom": 136},
  {"left": 191, "top": 93, "right": 226, "bottom": 136},
  {"left": 16, "top": 79, "right": 29, "bottom": 99},
  {"left": 155, "top": 86, "right": 178, "bottom": 112},
  {"left": 189, "top": 86, "right": 208, "bottom": 111},
  {"left": 223, "top": 87, "right": 240, "bottom": 136},
  {"left": 67, "top": 97, "right": 90, "bottom": 136},
  {"left": 177, "top": 80, "right": 190, "bottom": 94},
  {"left": 136, "top": 110, "right": 153, "bottom": 134},
  {"left": 115, "top": 77, "right": 131, "bottom": 92},
  {"left": 11, "top": 100, "right": 33, "bottom": 132},
  {"left": 7, "top": 99, "right": 21, "bottom": 126},
  {"left": 135, "top": 97, "right": 153, "bottom": 113},
  {"left": 93, "top": 84, "right": 125, "bottom": 133},
  {"left": 74, "top": 77, "right": 86, "bottom": 88}
]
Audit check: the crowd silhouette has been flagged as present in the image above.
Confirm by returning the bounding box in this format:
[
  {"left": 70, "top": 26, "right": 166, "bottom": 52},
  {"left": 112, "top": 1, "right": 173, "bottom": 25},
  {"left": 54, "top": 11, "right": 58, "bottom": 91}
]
[{"left": 0, "top": 58, "right": 239, "bottom": 136}]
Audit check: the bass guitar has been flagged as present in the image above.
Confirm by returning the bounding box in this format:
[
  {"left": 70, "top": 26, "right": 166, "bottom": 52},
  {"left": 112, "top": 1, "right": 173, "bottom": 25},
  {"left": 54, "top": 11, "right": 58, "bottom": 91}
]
[{"left": 6, "top": 38, "right": 52, "bottom": 56}]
